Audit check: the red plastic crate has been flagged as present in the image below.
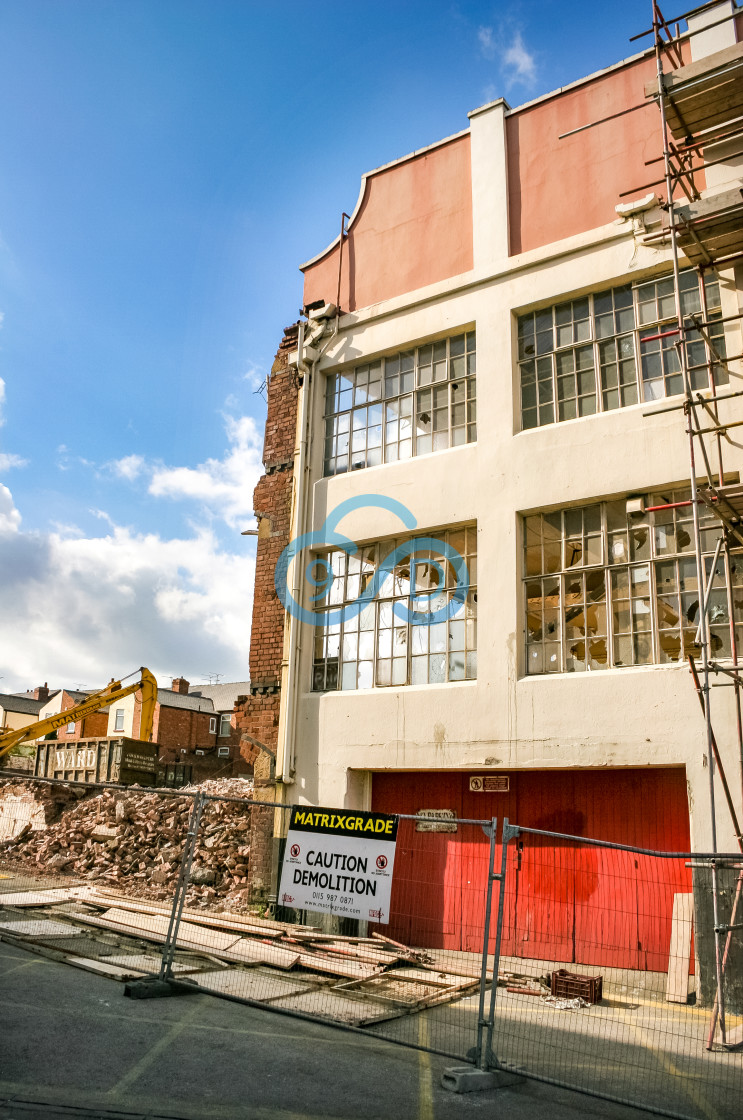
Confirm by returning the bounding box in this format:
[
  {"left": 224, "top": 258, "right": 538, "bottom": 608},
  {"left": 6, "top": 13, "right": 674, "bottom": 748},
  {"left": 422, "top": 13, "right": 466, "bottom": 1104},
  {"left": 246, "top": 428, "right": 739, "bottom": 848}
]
[{"left": 550, "top": 969, "right": 603, "bottom": 1004}]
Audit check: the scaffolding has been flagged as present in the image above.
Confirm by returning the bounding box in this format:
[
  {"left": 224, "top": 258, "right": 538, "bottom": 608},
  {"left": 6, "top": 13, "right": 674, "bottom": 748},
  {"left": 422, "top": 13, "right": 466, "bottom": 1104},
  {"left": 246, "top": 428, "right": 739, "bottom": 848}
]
[{"left": 631, "top": 0, "right": 743, "bottom": 1050}]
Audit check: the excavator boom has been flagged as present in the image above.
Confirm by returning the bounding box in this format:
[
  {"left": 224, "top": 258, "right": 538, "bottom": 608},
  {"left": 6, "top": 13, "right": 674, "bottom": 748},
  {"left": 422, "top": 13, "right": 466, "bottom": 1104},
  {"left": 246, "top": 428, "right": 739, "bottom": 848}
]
[{"left": 0, "top": 667, "right": 158, "bottom": 759}]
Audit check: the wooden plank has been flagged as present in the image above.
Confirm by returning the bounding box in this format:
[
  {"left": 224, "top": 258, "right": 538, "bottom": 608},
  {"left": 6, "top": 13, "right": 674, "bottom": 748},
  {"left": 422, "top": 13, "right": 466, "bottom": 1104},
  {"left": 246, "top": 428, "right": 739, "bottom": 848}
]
[
  {"left": 82, "top": 894, "right": 285, "bottom": 939},
  {"left": 65, "top": 956, "right": 148, "bottom": 981},
  {"left": 72, "top": 908, "right": 300, "bottom": 970},
  {"left": 296, "top": 951, "right": 380, "bottom": 981},
  {"left": 85, "top": 888, "right": 319, "bottom": 933},
  {"left": 0, "top": 918, "right": 82, "bottom": 939},
  {"left": 193, "top": 969, "right": 315, "bottom": 1001},
  {"left": 101, "top": 908, "right": 244, "bottom": 952},
  {"left": 0, "top": 889, "right": 85, "bottom": 907},
  {"left": 666, "top": 892, "right": 694, "bottom": 1003},
  {"left": 380, "top": 967, "right": 481, "bottom": 988},
  {"left": 304, "top": 941, "right": 397, "bottom": 966}
]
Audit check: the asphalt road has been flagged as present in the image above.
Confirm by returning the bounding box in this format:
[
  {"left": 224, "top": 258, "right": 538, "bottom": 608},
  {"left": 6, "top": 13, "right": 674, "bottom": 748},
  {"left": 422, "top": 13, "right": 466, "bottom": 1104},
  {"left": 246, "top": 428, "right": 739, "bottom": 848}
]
[{"left": 0, "top": 940, "right": 652, "bottom": 1120}]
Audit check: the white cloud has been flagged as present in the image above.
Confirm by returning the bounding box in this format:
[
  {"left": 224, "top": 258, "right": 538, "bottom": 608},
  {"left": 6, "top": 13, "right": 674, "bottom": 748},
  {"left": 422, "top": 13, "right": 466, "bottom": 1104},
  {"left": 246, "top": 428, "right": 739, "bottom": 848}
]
[
  {"left": 0, "top": 452, "right": 27, "bottom": 472},
  {"left": 0, "top": 483, "right": 255, "bottom": 693},
  {"left": 107, "top": 453, "right": 145, "bottom": 481},
  {"left": 477, "top": 26, "right": 537, "bottom": 91},
  {"left": 0, "top": 483, "right": 21, "bottom": 533},
  {"left": 503, "top": 31, "right": 537, "bottom": 86},
  {"left": 478, "top": 26, "right": 496, "bottom": 59},
  {"left": 149, "top": 413, "right": 263, "bottom": 529}
]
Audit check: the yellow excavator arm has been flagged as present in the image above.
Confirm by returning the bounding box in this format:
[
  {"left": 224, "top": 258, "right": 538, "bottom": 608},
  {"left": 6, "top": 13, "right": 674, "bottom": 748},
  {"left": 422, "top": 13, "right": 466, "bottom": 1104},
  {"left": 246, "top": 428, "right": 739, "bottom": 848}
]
[{"left": 0, "top": 667, "right": 158, "bottom": 760}]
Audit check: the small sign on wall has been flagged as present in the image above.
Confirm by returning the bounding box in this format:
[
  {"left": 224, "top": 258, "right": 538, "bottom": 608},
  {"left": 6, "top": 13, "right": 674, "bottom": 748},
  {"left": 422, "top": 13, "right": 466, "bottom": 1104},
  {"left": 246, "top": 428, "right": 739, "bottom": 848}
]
[
  {"left": 470, "top": 775, "right": 510, "bottom": 792},
  {"left": 415, "top": 809, "right": 457, "bottom": 833}
]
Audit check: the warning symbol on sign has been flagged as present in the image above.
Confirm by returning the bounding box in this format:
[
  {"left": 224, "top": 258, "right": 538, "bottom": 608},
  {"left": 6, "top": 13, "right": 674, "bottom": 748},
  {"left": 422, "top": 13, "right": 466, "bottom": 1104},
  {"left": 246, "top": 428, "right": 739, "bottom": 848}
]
[
  {"left": 290, "top": 844, "right": 300, "bottom": 858},
  {"left": 376, "top": 854, "right": 388, "bottom": 870}
]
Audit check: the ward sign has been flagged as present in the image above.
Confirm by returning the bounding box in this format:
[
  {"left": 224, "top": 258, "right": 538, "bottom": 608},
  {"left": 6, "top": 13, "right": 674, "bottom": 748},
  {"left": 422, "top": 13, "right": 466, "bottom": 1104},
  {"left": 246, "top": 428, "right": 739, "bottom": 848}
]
[{"left": 279, "top": 805, "right": 398, "bottom": 923}]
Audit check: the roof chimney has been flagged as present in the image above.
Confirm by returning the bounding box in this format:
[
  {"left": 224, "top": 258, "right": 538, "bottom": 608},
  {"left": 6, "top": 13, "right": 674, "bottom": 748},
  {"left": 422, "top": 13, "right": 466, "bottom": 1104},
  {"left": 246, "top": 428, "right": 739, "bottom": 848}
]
[
  {"left": 171, "top": 677, "right": 190, "bottom": 695},
  {"left": 33, "top": 683, "right": 50, "bottom": 702}
]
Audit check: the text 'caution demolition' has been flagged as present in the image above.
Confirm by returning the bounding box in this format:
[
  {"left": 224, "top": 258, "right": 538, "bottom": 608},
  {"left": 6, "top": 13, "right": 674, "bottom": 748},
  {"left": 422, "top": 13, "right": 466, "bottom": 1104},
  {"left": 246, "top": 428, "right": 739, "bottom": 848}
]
[{"left": 279, "top": 805, "right": 398, "bottom": 923}]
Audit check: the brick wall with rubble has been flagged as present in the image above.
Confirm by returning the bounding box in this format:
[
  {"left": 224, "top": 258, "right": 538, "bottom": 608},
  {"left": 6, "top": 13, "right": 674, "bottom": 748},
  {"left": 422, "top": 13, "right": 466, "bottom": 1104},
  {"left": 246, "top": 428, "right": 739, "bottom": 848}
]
[{"left": 235, "top": 323, "right": 299, "bottom": 901}]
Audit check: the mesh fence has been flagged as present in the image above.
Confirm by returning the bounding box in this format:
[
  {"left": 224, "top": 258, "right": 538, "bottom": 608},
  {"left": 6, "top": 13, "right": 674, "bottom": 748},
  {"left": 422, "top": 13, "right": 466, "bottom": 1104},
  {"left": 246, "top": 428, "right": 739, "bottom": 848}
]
[
  {"left": 487, "top": 822, "right": 743, "bottom": 1120},
  {"left": 3, "top": 776, "right": 743, "bottom": 1119},
  {"left": 0, "top": 778, "right": 209, "bottom": 980},
  {"left": 0, "top": 778, "right": 497, "bottom": 1064}
]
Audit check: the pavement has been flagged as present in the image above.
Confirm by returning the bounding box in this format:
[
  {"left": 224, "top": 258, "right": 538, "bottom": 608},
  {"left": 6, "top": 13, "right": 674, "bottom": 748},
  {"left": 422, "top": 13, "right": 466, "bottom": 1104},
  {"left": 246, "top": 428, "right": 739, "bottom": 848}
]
[{"left": 0, "top": 940, "right": 652, "bottom": 1120}]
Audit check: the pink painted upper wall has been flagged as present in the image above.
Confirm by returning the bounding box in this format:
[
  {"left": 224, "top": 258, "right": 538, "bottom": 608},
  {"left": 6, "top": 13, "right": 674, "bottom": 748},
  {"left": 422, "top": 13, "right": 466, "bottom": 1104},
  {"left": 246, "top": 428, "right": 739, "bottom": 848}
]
[
  {"left": 302, "top": 42, "right": 711, "bottom": 310},
  {"left": 506, "top": 45, "right": 696, "bottom": 255},
  {"left": 302, "top": 134, "right": 473, "bottom": 311}
]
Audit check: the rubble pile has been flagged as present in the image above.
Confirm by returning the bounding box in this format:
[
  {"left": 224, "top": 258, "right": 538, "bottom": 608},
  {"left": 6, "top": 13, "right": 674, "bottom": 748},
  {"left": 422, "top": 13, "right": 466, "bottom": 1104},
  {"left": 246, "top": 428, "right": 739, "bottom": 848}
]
[
  {"left": 180, "top": 777, "right": 254, "bottom": 798},
  {"left": 1, "top": 785, "right": 255, "bottom": 905}
]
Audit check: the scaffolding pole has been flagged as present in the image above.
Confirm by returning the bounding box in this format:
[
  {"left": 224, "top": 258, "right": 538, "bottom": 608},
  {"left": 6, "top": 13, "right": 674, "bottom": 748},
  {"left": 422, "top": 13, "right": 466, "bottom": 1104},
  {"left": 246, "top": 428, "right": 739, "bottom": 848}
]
[{"left": 645, "top": 0, "right": 743, "bottom": 1047}]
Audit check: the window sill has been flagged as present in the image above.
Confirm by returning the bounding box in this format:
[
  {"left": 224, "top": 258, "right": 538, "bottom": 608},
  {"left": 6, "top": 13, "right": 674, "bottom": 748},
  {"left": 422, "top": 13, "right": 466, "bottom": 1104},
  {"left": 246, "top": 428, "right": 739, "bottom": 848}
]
[{"left": 307, "top": 679, "right": 478, "bottom": 698}]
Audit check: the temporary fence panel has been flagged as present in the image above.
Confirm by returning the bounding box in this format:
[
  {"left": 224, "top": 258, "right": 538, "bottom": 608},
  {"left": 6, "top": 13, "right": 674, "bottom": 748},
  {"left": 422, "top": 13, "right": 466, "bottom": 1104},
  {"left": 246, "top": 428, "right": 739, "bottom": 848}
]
[
  {"left": 156, "top": 797, "right": 498, "bottom": 1065},
  {"left": 0, "top": 779, "right": 209, "bottom": 982},
  {"left": 6, "top": 773, "right": 741, "bottom": 1120},
  {"left": 0, "top": 775, "right": 497, "bottom": 1069},
  {"left": 486, "top": 822, "right": 743, "bottom": 1120}
]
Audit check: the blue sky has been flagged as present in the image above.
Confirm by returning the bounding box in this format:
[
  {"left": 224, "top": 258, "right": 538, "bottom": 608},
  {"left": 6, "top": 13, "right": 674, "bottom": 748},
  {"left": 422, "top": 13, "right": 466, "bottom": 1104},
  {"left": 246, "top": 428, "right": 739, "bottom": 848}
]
[{"left": 0, "top": 0, "right": 656, "bottom": 692}]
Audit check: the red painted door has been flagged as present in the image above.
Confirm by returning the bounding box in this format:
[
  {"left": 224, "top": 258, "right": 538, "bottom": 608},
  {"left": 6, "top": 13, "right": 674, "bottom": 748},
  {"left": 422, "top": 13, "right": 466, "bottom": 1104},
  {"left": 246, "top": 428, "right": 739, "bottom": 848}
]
[
  {"left": 372, "top": 772, "right": 464, "bottom": 949},
  {"left": 371, "top": 768, "right": 691, "bottom": 971}
]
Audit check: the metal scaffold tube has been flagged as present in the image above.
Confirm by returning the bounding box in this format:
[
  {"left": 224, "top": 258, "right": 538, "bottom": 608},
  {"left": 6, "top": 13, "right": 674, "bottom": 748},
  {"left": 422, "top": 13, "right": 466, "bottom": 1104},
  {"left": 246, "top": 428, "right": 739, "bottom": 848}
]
[{"left": 648, "top": 0, "right": 743, "bottom": 1047}]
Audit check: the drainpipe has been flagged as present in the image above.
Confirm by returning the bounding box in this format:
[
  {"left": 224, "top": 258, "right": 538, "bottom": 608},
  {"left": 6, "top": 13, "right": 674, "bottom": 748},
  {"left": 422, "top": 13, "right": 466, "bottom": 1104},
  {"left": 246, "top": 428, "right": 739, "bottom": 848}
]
[{"left": 279, "top": 319, "right": 314, "bottom": 786}]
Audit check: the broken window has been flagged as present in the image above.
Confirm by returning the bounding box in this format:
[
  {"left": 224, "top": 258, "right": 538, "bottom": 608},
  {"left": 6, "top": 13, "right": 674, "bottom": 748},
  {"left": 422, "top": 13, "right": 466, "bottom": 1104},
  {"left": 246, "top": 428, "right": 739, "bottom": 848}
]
[
  {"left": 312, "top": 527, "right": 477, "bottom": 691},
  {"left": 324, "top": 332, "right": 476, "bottom": 476},
  {"left": 519, "top": 270, "right": 726, "bottom": 429},
  {"left": 524, "top": 490, "right": 741, "bottom": 674}
]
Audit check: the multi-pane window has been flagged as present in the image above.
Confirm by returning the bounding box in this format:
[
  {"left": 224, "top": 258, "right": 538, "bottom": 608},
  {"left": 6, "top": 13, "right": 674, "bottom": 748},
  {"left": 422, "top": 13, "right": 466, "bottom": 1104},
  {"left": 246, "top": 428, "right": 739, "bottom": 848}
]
[
  {"left": 324, "top": 333, "right": 476, "bottom": 476},
  {"left": 518, "top": 270, "right": 727, "bottom": 429},
  {"left": 312, "top": 527, "right": 477, "bottom": 691},
  {"left": 524, "top": 489, "right": 742, "bottom": 674}
]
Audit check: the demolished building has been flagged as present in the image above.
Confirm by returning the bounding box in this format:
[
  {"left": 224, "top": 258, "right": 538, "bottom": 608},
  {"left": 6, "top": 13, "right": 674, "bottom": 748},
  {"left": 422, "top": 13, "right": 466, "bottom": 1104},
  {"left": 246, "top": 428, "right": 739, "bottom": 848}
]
[{"left": 236, "top": 3, "right": 743, "bottom": 979}]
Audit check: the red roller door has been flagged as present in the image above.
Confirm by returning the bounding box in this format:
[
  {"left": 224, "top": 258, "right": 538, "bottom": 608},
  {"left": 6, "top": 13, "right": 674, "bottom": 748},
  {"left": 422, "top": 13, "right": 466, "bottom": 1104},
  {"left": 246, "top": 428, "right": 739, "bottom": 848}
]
[{"left": 371, "top": 767, "right": 691, "bottom": 970}]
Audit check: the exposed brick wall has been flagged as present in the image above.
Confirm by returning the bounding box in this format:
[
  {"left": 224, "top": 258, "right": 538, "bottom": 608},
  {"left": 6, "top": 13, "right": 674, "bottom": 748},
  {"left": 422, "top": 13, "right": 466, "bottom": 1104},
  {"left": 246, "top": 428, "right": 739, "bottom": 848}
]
[
  {"left": 153, "top": 705, "right": 214, "bottom": 753},
  {"left": 235, "top": 323, "right": 299, "bottom": 900}
]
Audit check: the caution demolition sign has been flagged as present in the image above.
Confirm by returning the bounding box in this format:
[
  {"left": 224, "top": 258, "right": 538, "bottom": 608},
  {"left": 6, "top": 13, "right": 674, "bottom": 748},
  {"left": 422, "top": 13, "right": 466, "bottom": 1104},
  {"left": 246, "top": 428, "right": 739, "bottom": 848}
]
[{"left": 279, "top": 806, "right": 398, "bottom": 923}]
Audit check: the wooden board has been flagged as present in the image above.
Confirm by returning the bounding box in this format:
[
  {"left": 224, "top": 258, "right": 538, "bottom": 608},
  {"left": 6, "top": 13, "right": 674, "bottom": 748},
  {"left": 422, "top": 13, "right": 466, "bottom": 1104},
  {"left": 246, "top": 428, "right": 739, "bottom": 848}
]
[
  {"left": 296, "top": 951, "right": 380, "bottom": 981},
  {"left": 0, "top": 918, "right": 82, "bottom": 939},
  {"left": 193, "top": 969, "right": 315, "bottom": 1001},
  {"left": 0, "top": 889, "right": 84, "bottom": 907},
  {"left": 71, "top": 908, "right": 300, "bottom": 970},
  {"left": 85, "top": 888, "right": 319, "bottom": 933},
  {"left": 380, "top": 967, "right": 479, "bottom": 989},
  {"left": 81, "top": 893, "right": 286, "bottom": 938},
  {"left": 65, "top": 956, "right": 148, "bottom": 981},
  {"left": 666, "top": 893, "right": 694, "bottom": 1003}
]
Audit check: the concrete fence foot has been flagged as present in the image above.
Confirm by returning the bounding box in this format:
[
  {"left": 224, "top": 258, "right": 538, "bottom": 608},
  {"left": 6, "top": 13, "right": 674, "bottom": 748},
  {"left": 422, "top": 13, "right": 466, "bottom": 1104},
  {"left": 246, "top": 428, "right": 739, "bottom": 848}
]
[{"left": 441, "top": 1066, "right": 524, "bottom": 1094}]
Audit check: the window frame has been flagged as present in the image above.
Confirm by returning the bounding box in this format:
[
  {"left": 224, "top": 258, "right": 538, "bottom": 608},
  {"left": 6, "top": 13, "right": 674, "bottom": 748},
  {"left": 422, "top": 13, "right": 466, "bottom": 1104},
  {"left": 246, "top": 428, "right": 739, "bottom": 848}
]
[
  {"left": 523, "top": 489, "right": 741, "bottom": 676},
  {"left": 113, "top": 708, "right": 125, "bottom": 732},
  {"left": 323, "top": 332, "right": 477, "bottom": 476},
  {"left": 209, "top": 716, "right": 217, "bottom": 735},
  {"left": 218, "top": 714, "right": 232, "bottom": 737},
  {"left": 518, "top": 270, "right": 726, "bottom": 430},
  {"left": 312, "top": 526, "right": 478, "bottom": 693}
]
